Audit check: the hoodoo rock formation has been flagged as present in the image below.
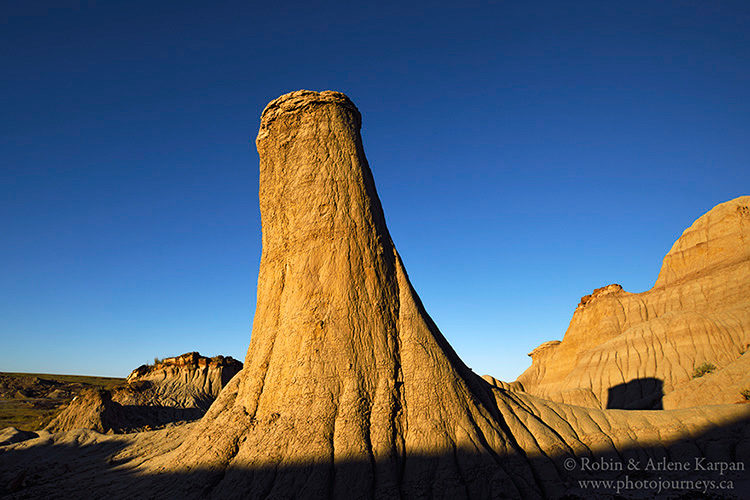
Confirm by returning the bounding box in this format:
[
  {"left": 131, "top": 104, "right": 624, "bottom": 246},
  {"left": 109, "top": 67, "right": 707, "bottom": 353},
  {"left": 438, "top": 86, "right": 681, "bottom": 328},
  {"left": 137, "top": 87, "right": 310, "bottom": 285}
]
[
  {"left": 137, "top": 91, "right": 749, "bottom": 497},
  {"left": 1, "top": 91, "right": 748, "bottom": 499},
  {"left": 517, "top": 196, "right": 750, "bottom": 410}
]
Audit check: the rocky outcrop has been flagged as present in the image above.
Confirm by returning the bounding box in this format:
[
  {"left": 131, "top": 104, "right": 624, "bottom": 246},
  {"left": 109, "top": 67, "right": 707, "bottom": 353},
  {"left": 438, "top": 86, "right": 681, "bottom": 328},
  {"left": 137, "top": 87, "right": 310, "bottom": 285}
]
[
  {"left": 517, "top": 196, "right": 750, "bottom": 410},
  {"left": 656, "top": 199, "right": 750, "bottom": 287},
  {"left": 576, "top": 284, "right": 623, "bottom": 310},
  {"left": 121, "top": 352, "right": 242, "bottom": 410},
  {"left": 45, "top": 353, "right": 242, "bottom": 433},
  {"left": 45, "top": 389, "right": 124, "bottom": 434}
]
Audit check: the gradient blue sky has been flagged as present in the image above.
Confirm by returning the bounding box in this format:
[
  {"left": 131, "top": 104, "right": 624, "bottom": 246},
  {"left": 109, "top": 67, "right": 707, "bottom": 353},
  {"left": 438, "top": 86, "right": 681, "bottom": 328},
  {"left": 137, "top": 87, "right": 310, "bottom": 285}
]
[{"left": 2, "top": 1, "right": 748, "bottom": 379}]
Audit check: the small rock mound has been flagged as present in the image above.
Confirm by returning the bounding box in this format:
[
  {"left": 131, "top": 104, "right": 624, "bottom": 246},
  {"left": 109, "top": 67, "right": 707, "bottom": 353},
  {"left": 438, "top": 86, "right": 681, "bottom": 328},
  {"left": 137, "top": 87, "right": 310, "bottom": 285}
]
[
  {"left": 0, "top": 427, "right": 38, "bottom": 447},
  {"left": 46, "top": 389, "right": 124, "bottom": 434},
  {"left": 122, "top": 352, "right": 242, "bottom": 410}
]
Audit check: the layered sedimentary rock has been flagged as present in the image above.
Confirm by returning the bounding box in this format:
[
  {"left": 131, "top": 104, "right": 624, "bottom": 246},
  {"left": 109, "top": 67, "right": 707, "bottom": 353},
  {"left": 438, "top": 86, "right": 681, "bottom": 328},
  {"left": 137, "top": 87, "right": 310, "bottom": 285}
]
[
  {"left": 122, "top": 352, "right": 242, "bottom": 410},
  {"left": 664, "top": 352, "right": 750, "bottom": 408},
  {"left": 517, "top": 196, "right": 750, "bottom": 409},
  {"left": 46, "top": 353, "right": 242, "bottom": 433}
]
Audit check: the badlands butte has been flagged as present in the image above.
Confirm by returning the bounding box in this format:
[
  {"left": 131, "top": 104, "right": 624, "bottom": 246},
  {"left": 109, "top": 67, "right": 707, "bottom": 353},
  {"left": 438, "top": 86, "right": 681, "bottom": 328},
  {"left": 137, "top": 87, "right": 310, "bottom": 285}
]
[{"left": 1, "top": 90, "right": 748, "bottom": 499}]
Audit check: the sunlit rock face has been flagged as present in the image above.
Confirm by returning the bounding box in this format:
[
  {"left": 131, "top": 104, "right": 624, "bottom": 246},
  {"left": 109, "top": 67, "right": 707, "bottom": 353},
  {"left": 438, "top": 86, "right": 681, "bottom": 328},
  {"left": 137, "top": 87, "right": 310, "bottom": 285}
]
[
  {"left": 123, "top": 352, "right": 243, "bottom": 410},
  {"left": 518, "top": 196, "right": 750, "bottom": 410}
]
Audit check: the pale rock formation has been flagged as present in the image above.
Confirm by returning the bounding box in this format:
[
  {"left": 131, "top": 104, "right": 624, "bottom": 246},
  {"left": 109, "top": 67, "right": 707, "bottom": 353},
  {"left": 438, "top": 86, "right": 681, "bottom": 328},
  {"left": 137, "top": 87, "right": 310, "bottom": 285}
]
[
  {"left": 664, "top": 352, "right": 750, "bottom": 408},
  {"left": 518, "top": 196, "right": 750, "bottom": 410},
  {"left": 121, "top": 352, "right": 242, "bottom": 410},
  {"left": 656, "top": 200, "right": 750, "bottom": 287}
]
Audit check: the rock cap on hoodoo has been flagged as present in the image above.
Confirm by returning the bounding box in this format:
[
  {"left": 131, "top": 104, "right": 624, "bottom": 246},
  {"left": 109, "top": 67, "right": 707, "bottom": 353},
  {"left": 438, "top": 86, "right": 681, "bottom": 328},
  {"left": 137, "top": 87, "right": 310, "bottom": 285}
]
[
  {"left": 126, "top": 351, "right": 242, "bottom": 382},
  {"left": 257, "top": 90, "right": 361, "bottom": 141},
  {"left": 575, "top": 283, "right": 623, "bottom": 310}
]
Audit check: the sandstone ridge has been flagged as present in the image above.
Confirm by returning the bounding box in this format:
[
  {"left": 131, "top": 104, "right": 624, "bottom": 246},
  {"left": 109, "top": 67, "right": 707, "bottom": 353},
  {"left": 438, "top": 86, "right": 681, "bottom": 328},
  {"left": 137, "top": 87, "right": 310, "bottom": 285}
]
[{"left": 517, "top": 195, "right": 750, "bottom": 410}]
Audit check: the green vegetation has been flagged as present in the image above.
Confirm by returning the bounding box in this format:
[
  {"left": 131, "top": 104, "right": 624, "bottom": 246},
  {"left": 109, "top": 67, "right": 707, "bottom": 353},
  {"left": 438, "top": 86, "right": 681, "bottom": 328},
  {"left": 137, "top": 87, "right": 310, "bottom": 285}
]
[
  {"left": 692, "top": 362, "right": 717, "bottom": 379},
  {"left": 153, "top": 357, "right": 163, "bottom": 366},
  {"left": 741, "top": 389, "right": 750, "bottom": 401}
]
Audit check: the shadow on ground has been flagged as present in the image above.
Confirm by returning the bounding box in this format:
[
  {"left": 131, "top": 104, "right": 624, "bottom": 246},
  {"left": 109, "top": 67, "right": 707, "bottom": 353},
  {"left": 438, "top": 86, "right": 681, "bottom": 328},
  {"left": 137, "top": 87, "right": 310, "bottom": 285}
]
[{"left": 1, "top": 412, "right": 748, "bottom": 499}]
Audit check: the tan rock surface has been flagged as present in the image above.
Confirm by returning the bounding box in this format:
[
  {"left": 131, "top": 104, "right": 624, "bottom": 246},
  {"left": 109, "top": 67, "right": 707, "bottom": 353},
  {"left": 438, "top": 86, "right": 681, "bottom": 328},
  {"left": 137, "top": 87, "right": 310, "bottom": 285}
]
[
  {"left": 664, "top": 352, "right": 750, "bottom": 408},
  {"left": 121, "top": 352, "right": 242, "bottom": 410},
  {"left": 0, "top": 427, "right": 37, "bottom": 447},
  {"left": 1, "top": 91, "right": 748, "bottom": 499},
  {"left": 517, "top": 196, "right": 750, "bottom": 410},
  {"left": 45, "top": 388, "right": 124, "bottom": 434}
]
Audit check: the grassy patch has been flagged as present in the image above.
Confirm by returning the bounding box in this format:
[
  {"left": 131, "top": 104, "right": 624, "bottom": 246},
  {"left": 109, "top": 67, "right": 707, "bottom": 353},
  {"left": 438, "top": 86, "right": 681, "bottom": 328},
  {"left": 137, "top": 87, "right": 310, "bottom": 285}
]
[{"left": 692, "top": 362, "right": 717, "bottom": 379}]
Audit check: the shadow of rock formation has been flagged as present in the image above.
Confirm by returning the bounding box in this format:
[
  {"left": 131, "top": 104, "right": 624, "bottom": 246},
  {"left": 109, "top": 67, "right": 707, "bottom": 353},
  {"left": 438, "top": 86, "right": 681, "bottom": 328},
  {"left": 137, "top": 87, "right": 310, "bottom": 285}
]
[{"left": 607, "top": 378, "right": 664, "bottom": 410}]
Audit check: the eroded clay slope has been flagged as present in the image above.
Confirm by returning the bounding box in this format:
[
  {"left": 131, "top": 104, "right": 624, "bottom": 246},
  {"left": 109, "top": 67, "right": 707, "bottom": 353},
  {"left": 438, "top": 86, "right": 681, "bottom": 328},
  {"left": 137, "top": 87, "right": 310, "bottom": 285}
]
[
  {"left": 517, "top": 196, "right": 750, "bottom": 410},
  {"left": 121, "top": 352, "right": 242, "bottom": 410}
]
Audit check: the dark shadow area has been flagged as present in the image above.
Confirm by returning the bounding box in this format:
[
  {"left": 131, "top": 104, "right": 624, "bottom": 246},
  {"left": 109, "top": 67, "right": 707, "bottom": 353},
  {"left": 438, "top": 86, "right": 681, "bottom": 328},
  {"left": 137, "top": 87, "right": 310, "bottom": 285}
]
[
  {"left": 607, "top": 377, "right": 664, "bottom": 410},
  {"left": 1, "top": 413, "right": 748, "bottom": 499},
  {"left": 114, "top": 405, "right": 204, "bottom": 432}
]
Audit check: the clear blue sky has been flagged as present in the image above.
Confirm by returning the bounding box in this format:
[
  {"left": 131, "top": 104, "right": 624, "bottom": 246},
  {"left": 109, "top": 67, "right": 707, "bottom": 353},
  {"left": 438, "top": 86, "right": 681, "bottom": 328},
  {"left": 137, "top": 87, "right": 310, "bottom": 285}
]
[{"left": 2, "top": 1, "right": 748, "bottom": 379}]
